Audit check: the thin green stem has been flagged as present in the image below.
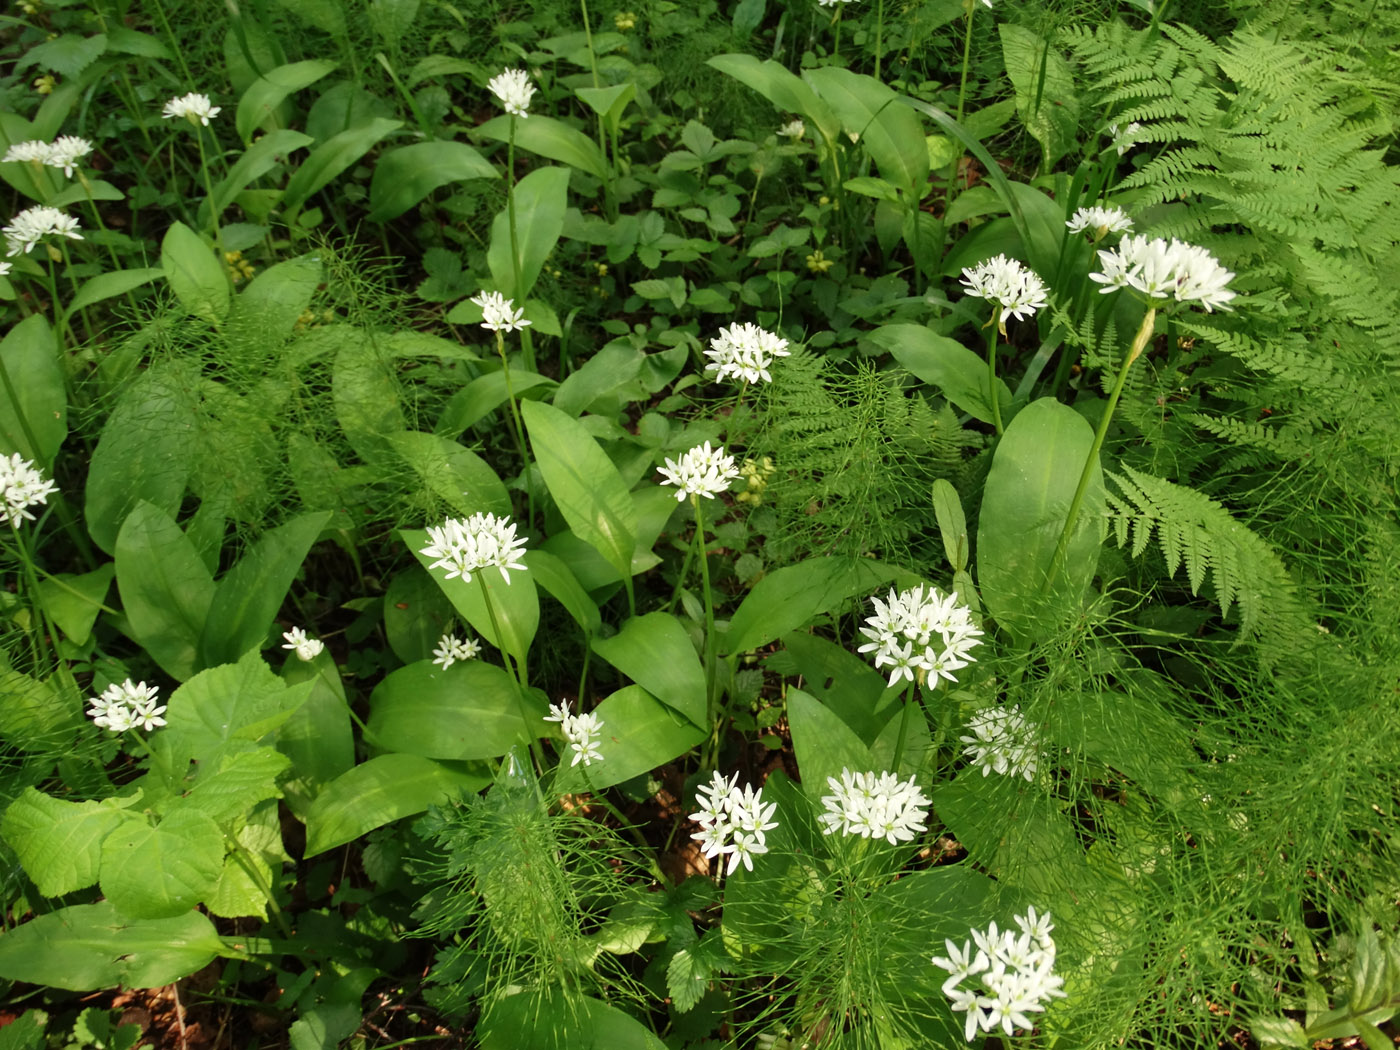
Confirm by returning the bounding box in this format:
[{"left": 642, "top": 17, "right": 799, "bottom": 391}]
[
  {"left": 579, "top": 767, "right": 666, "bottom": 885},
  {"left": 891, "top": 679, "right": 917, "bottom": 771},
  {"left": 1042, "top": 303, "right": 1157, "bottom": 595},
  {"left": 942, "top": 5, "right": 977, "bottom": 218},
  {"left": 194, "top": 128, "right": 223, "bottom": 252},
  {"left": 875, "top": 0, "right": 885, "bottom": 80},
  {"left": 985, "top": 313, "right": 1004, "bottom": 436},
  {"left": 505, "top": 122, "right": 535, "bottom": 372},
  {"left": 476, "top": 570, "right": 545, "bottom": 771},
  {"left": 693, "top": 495, "right": 722, "bottom": 768}
]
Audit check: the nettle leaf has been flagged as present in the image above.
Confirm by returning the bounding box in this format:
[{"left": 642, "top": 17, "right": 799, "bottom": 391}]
[
  {"left": 164, "top": 649, "right": 314, "bottom": 768},
  {"left": 99, "top": 808, "right": 226, "bottom": 919},
  {"left": 1, "top": 789, "right": 138, "bottom": 897},
  {"left": 177, "top": 747, "right": 291, "bottom": 826}
]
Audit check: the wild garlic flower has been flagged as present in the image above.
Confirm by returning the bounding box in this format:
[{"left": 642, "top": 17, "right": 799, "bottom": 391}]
[
  {"left": 932, "top": 906, "right": 1066, "bottom": 1043},
  {"left": 689, "top": 771, "right": 778, "bottom": 875},
  {"left": 658, "top": 441, "right": 741, "bottom": 502},
  {"left": 816, "top": 0, "right": 857, "bottom": 6},
  {"left": 162, "top": 92, "right": 222, "bottom": 126},
  {"left": 857, "top": 585, "right": 983, "bottom": 688},
  {"left": 819, "top": 768, "right": 930, "bottom": 845},
  {"left": 1, "top": 453, "right": 59, "bottom": 527},
  {"left": 0, "top": 261, "right": 11, "bottom": 278},
  {"left": 960, "top": 704, "right": 1039, "bottom": 781},
  {"left": 470, "top": 290, "right": 531, "bottom": 332},
  {"left": 1088, "top": 234, "right": 1237, "bottom": 312},
  {"left": 545, "top": 700, "right": 604, "bottom": 767},
  {"left": 487, "top": 68, "right": 536, "bottom": 118},
  {"left": 281, "top": 627, "right": 324, "bottom": 662},
  {"left": 431, "top": 631, "right": 481, "bottom": 669},
  {"left": 3, "top": 205, "right": 83, "bottom": 257},
  {"left": 3, "top": 140, "right": 52, "bottom": 165},
  {"left": 704, "top": 322, "right": 791, "bottom": 384},
  {"left": 960, "top": 254, "right": 1049, "bottom": 324},
  {"left": 46, "top": 136, "right": 92, "bottom": 178},
  {"left": 420, "top": 512, "right": 529, "bottom": 584},
  {"left": 1065, "top": 205, "right": 1133, "bottom": 240},
  {"left": 1108, "top": 120, "right": 1143, "bottom": 156},
  {"left": 777, "top": 119, "right": 805, "bottom": 140},
  {"left": 87, "top": 680, "right": 166, "bottom": 733}
]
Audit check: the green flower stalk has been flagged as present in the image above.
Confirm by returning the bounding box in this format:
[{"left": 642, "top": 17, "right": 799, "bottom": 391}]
[
  {"left": 959, "top": 255, "right": 1050, "bottom": 435},
  {"left": 488, "top": 68, "right": 539, "bottom": 372}
]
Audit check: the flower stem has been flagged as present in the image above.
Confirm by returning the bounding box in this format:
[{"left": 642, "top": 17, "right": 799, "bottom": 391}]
[
  {"left": 942, "top": 3, "right": 978, "bottom": 218},
  {"left": 505, "top": 121, "right": 535, "bottom": 373},
  {"left": 1041, "top": 304, "right": 1157, "bottom": 595},
  {"left": 891, "top": 679, "right": 917, "bottom": 772},
  {"left": 693, "top": 495, "right": 722, "bottom": 767},
  {"left": 985, "top": 313, "right": 1004, "bottom": 435},
  {"left": 476, "top": 570, "right": 545, "bottom": 772}
]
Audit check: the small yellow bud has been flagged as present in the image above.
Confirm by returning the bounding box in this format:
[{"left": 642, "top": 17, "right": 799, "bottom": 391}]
[
  {"left": 615, "top": 10, "right": 636, "bottom": 30},
  {"left": 33, "top": 74, "right": 56, "bottom": 96}
]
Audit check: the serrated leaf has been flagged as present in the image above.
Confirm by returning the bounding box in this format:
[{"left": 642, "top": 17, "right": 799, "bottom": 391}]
[
  {"left": 1, "top": 789, "right": 134, "bottom": 897},
  {"left": 667, "top": 948, "right": 710, "bottom": 1013},
  {"left": 100, "top": 809, "right": 225, "bottom": 919}
]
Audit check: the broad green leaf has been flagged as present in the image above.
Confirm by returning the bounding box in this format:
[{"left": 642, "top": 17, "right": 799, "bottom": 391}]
[
  {"left": 999, "top": 24, "right": 1080, "bottom": 170},
  {"left": 592, "top": 613, "right": 705, "bottom": 729},
  {"left": 976, "top": 397, "right": 1103, "bottom": 642},
  {"left": 435, "top": 368, "right": 555, "bottom": 435},
  {"left": 303, "top": 754, "right": 487, "bottom": 856},
  {"left": 161, "top": 221, "right": 228, "bottom": 324},
  {"left": 804, "top": 66, "right": 929, "bottom": 195},
  {"left": 333, "top": 330, "right": 405, "bottom": 464},
  {"left": 576, "top": 82, "right": 636, "bottom": 124},
  {"left": 282, "top": 117, "right": 403, "bottom": 214},
  {"left": 115, "top": 501, "right": 215, "bottom": 681},
  {"left": 522, "top": 399, "right": 637, "bottom": 585},
  {"left": 723, "top": 557, "right": 894, "bottom": 656},
  {"left": 404, "top": 528, "right": 540, "bottom": 672},
  {"left": 100, "top": 808, "right": 225, "bottom": 919},
  {"left": 199, "top": 511, "right": 330, "bottom": 667},
  {"left": 276, "top": 656, "right": 354, "bottom": 806},
  {"left": 106, "top": 26, "right": 170, "bottom": 58},
  {"left": 206, "top": 807, "right": 282, "bottom": 918},
  {"left": 475, "top": 114, "right": 607, "bottom": 181},
  {"left": 0, "top": 1008, "right": 46, "bottom": 1050},
  {"left": 274, "top": 0, "right": 346, "bottom": 37},
  {"left": 225, "top": 253, "right": 324, "bottom": 358},
  {"left": 383, "top": 565, "right": 457, "bottom": 664},
  {"left": 707, "top": 53, "right": 841, "bottom": 146},
  {"left": 525, "top": 549, "right": 602, "bottom": 635},
  {"left": 481, "top": 989, "right": 668, "bottom": 1050},
  {"left": 931, "top": 478, "right": 970, "bottom": 573},
  {"left": 0, "top": 903, "right": 222, "bottom": 991},
  {"left": 205, "top": 128, "right": 314, "bottom": 222},
  {"left": 368, "top": 660, "right": 542, "bottom": 760},
  {"left": 785, "top": 689, "right": 870, "bottom": 802},
  {"left": 866, "top": 322, "right": 1010, "bottom": 425},
  {"left": 84, "top": 361, "right": 199, "bottom": 554},
  {"left": 67, "top": 268, "right": 164, "bottom": 314},
  {"left": 1, "top": 788, "right": 134, "bottom": 897},
  {"left": 235, "top": 59, "right": 338, "bottom": 144},
  {"left": 0, "top": 314, "right": 66, "bottom": 463},
  {"left": 552, "top": 342, "right": 646, "bottom": 418},
  {"left": 387, "top": 431, "right": 510, "bottom": 518},
  {"left": 781, "top": 632, "right": 886, "bottom": 742},
  {"left": 367, "top": 140, "right": 498, "bottom": 221},
  {"left": 164, "top": 649, "right": 315, "bottom": 768},
  {"left": 0, "top": 670, "right": 80, "bottom": 750},
  {"left": 178, "top": 747, "right": 291, "bottom": 826},
  {"left": 554, "top": 686, "right": 706, "bottom": 793},
  {"left": 487, "top": 165, "right": 570, "bottom": 301}
]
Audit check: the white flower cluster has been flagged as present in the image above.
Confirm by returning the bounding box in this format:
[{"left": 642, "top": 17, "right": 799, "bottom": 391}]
[
  {"left": 432, "top": 631, "right": 482, "bottom": 669},
  {"left": 658, "top": 441, "right": 741, "bottom": 502},
  {"left": 1088, "top": 234, "right": 1236, "bottom": 312},
  {"left": 960, "top": 254, "right": 1049, "bottom": 324},
  {"left": 960, "top": 704, "right": 1039, "bottom": 781},
  {"left": 1065, "top": 205, "right": 1133, "bottom": 238},
  {"left": 3, "top": 205, "right": 83, "bottom": 257},
  {"left": 776, "top": 119, "right": 805, "bottom": 140},
  {"left": 818, "top": 768, "right": 930, "bottom": 845},
  {"left": 857, "top": 585, "right": 983, "bottom": 688},
  {"left": 420, "top": 512, "right": 529, "bottom": 584},
  {"left": 281, "top": 627, "right": 324, "bottom": 662},
  {"left": 87, "top": 679, "right": 166, "bottom": 733},
  {"left": 1, "top": 453, "right": 59, "bottom": 527},
  {"left": 2, "top": 136, "right": 93, "bottom": 178},
  {"left": 690, "top": 771, "right": 779, "bottom": 875},
  {"left": 488, "top": 68, "right": 536, "bottom": 118},
  {"left": 932, "top": 906, "right": 1067, "bottom": 1042},
  {"left": 704, "top": 322, "right": 791, "bottom": 385},
  {"left": 545, "top": 700, "right": 604, "bottom": 767},
  {"left": 162, "top": 92, "right": 221, "bottom": 125},
  {"left": 1108, "top": 120, "right": 1143, "bottom": 156},
  {"left": 470, "top": 290, "right": 531, "bottom": 333}
]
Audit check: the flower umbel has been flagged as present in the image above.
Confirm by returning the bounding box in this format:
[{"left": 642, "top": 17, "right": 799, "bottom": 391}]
[
  {"left": 420, "top": 512, "right": 529, "bottom": 584},
  {"left": 3, "top": 205, "right": 82, "bottom": 257},
  {"left": 777, "top": 119, "right": 805, "bottom": 140},
  {"left": 432, "top": 632, "right": 482, "bottom": 669},
  {"left": 281, "top": 627, "right": 325, "bottom": 662},
  {"left": 87, "top": 680, "right": 166, "bottom": 733},
  {"left": 932, "top": 907, "right": 1066, "bottom": 1042},
  {"left": 162, "top": 92, "right": 221, "bottom": 125},
  {"left": 2, "top": 140, "right": 52, "bottom": 165},
  {"left": 658, "top": 441, "right": 741, "bottom": 502},
  {"left": 818, "top": 768, "right": 930, "bottom": 844},
  {"left": 960, "top": 704, "right": 1040, "bottom": 781},
  {"left": 46, "top": 136, "right": 92, "bottom": 178},
  {"left": 705, "top": 322, "right": 791, "bottom": 385},
  {"left": 544, "top": 700, "right": 604, "bottom": 766},
  {"left": 470, "top": 290, "right": 531, "bottom": 332},
  {"left": 1088, "top": 234, "right": 1237, "bottom": 312},
  {"left": 1, "top": 454, "right": 59, "bottom": 527},
  {"left": 488, "top": 68, "right": 536, "bottom": 118},
  {"left": 1065, "top": 205, "right": 1133, "bottom": 240},
  {"left": 688, "top": 771, "right": 778, "bottom": 875},
  {"left": 857, "top": 585, "right": 983, "bottom": 688},
  {"left": 960, "top": 255, "right": 1049, "bottom": 325}
]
